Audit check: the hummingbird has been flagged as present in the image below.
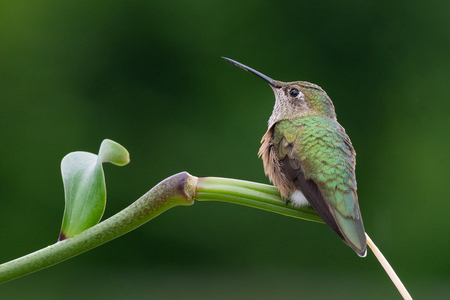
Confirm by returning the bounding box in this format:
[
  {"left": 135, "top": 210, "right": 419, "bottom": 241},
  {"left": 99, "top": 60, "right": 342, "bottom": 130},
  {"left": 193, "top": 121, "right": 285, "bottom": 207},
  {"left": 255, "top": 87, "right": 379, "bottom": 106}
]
[{"left": 223, "top": 57, "right": 367, "bottom": 257}]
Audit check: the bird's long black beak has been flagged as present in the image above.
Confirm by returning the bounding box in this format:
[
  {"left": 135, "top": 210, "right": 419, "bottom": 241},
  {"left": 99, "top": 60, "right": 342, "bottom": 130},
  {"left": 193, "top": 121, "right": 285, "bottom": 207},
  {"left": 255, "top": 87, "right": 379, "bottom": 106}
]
[{"left": 222, "top": 57, "right": 276, "bottom": 87}]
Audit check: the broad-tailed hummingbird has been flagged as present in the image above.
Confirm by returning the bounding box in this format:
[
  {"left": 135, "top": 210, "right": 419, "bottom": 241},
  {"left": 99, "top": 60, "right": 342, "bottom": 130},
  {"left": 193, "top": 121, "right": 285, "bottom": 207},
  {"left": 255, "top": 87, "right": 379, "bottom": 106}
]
[{"left": 223, "top": 57, "right": 367, "bottom": 257}]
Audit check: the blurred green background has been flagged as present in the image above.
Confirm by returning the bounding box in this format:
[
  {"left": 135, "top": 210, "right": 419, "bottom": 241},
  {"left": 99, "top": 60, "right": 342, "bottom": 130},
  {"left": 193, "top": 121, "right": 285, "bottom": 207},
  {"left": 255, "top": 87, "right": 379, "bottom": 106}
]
[{"left": 1, "top": 0, "right": 449, "bottom": 299}]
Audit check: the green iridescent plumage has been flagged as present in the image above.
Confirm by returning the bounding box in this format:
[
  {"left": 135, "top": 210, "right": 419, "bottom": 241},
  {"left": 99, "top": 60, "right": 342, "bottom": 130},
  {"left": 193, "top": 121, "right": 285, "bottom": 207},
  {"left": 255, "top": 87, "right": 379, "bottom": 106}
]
[{"left": 273, "top": 117, "right": 365, "bottom": 254}]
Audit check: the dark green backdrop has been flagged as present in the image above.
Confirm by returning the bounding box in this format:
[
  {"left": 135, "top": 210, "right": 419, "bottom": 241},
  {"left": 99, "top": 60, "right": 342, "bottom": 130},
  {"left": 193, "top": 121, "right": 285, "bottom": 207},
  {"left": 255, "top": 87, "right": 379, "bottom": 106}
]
[{"left": 1, "top": 1, "right": 449, "bottom": 299}]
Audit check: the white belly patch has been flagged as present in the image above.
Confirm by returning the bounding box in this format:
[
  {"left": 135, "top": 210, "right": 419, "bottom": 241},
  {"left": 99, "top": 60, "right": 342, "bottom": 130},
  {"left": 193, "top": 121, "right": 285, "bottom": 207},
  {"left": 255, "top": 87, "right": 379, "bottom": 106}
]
[{"left": 289, "top": 190, "right": 310, "bottom": 207}]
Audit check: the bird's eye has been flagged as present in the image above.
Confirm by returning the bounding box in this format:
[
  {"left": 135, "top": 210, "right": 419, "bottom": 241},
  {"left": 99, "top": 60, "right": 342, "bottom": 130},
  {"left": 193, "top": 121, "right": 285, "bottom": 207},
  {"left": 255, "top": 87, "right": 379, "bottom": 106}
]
[{"left": 289, "top": 88, "right": 300, "bottom": 98}]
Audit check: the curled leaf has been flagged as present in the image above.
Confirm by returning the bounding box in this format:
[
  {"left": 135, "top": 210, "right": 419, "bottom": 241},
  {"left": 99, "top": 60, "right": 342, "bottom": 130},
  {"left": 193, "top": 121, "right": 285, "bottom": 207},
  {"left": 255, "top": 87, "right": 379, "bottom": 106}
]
[{"left": 59, "top": 139, "right": 129, "bottom": 240}]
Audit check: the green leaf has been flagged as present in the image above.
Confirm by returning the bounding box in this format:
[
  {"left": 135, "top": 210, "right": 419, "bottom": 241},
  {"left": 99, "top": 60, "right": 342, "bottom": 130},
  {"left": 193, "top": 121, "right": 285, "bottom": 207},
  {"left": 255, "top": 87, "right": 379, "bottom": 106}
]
[{"left": 59, "top": 139, "right": 130, "bottom": 240}]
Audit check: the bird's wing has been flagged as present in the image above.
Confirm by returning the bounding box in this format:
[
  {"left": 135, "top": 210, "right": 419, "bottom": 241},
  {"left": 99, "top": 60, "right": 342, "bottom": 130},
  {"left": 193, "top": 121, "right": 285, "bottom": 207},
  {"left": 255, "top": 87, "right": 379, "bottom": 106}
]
[{"left": 273, "top": 118, "right": 366, "bottom": 256}]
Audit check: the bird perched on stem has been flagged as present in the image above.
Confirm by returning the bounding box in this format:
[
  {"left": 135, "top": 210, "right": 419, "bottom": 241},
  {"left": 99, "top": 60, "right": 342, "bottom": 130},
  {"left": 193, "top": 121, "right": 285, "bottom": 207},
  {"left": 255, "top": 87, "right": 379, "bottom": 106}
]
[{"left": 223, "top": 57, "right": 367, "bottom": 257}]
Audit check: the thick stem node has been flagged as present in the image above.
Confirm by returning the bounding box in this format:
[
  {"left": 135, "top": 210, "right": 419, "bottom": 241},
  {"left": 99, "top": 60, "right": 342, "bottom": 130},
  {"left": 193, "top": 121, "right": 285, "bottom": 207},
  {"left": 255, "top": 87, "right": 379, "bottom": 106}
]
[{"left": 0, "top": 172, "right": 195, "bottom": 283}]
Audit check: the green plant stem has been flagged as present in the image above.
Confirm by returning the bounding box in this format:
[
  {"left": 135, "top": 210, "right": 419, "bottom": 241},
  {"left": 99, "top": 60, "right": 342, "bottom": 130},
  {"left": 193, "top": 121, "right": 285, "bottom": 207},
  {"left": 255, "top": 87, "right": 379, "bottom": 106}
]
[
  {"left": 195, "top": 177, "right": 323, "bottom": 223},
  {"left": 0, "top": 172, "right": 196, "bottom": 283},
  {"left": 0, "top": 173, "right": 411, "bottom": 300},
  {"left": 0, "top": 173, "right": 322, "bottom": 284}
]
